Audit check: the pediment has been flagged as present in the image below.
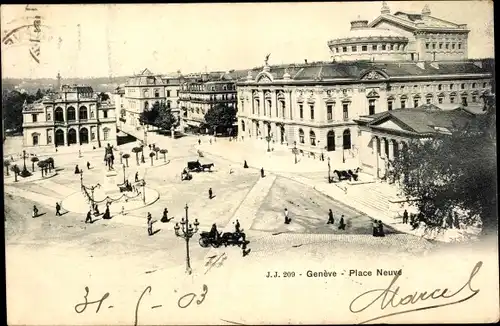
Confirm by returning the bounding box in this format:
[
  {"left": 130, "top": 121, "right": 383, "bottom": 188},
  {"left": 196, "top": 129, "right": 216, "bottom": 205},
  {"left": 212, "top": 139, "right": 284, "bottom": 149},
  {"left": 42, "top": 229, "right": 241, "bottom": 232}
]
[
  {"left": 256, "top": 71, "right": 273, "bottom": 84},
  {"left": 374, "top": 120, "right": 407, "bottom": 131},
  {"left": 360, "top": 70, "right": 389, "bottom": 81},
  {"left": 366, "top": 89, "right": 380, "bottom": 98}
]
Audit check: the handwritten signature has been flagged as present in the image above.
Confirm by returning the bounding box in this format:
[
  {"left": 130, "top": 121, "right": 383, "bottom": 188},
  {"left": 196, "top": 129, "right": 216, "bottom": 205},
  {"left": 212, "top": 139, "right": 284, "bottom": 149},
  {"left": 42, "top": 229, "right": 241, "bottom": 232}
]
[
  {"left": 74, "top": 284, "right": 208, "bottom": 326},
  {"left": 349, "top": 261, "right": 482, "bottom": 324}
]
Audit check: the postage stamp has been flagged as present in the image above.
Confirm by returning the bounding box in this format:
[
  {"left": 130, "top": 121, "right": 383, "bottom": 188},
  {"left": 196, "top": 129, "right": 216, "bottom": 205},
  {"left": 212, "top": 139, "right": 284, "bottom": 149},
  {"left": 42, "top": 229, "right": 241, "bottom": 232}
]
[{"left": 2, "top": 2, "right": 498, "bottom": 325}]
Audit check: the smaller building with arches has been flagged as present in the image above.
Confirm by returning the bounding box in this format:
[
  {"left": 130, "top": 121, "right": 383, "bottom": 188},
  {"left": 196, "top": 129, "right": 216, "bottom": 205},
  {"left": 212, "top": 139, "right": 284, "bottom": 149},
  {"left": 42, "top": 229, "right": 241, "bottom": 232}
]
[{"left": 22, "top": 84, "right": 117, "bottom": 148}]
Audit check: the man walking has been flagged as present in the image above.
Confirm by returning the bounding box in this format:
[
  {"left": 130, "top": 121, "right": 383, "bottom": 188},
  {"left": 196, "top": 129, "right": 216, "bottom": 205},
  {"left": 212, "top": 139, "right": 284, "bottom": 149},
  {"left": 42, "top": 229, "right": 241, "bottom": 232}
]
[
  {"left": 56, "top": 202, "right": 62, "bottom": 216},
  {"left": 208, "top": 187, "right": 213, "bottom": 199},
  {"left": 198, "top": 138, "right": 201, "bottom": 145},
  {"left": 147, "top": 213, "right": 153, "bottom": 236},
  {"left": 327, "top": 209, "right": 334, "bottom": 224},
  {"left": 284, "top": 208, "right": 291, "bottom": 224},
  {"left": 235, "top": 219, "right": 241, "bottom": 233},
  {"left": 135, "top": 172, "right": 139, "bottom": 182},
  {"left": 402, "top": 209, "right": 408, "bottom": 224},
  {"left": 32, "top": 205, "right": 39, "bottom": 218},
  {"left": 260, "top": 167, "right": 265, "bottom": 178},
  {"left": 338, "top": 215, "right": 346, "bottom": 230}
]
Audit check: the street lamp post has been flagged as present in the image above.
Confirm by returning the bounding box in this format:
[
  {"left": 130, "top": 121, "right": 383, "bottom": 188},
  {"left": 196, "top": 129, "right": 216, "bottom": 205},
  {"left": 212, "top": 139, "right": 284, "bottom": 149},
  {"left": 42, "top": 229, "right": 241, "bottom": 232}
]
[
  {"left": 122, "top": 164, "right": 126, "bottom": 184},
  {"left": 88, "top": 183, "right": 101, "bottom": 213},
  {"left": 292, "top": 141, "right": 298, "bottom": 164},
  {"left": 327, "top": 157, "right": 331, "bottom": 183},
  {"left": 142, "top": 178, "right": 146, "bottom": 204},
  {"left": 265, "top": 133, "right": 273, "bottom": 152},
  {"left": 80, "top": 171, "right": 84, "bottom": 187},
  {"left": 174, "top": 204, "right": 200, "bottom": 274},
  {"left": 22, "top": 150, "right": 28, "bottom": 172}
]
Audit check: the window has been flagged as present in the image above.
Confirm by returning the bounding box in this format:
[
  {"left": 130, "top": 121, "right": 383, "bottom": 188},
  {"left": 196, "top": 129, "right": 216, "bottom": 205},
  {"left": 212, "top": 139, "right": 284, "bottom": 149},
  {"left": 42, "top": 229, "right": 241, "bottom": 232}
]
[
  {"left": 382, "top": 44, "right": 386, "bottom": 50},
  {"left": 432, "top": 43, "right": 436, "bottom": 49},
  {"left": 362, "top": 45, "right": 367, "bottom": 51},
  {"left": 368, "top": 99, "right": 376, "bottom": 115},
  {"left": 438, "top": 97, "right": 443, "bottom": 104},
  {"left": 352, "top": 46, "right": 357, "bottom": 52},
  {"left": 342, "top": 46, "right": 347, "bottom": 52},
  {"left": 450, "top": 84, "right": 454, "bottom": 90},
  {"left": 426, "top": 98, "right": 431, "bottom": 104},
  {"left": 414, "top": 99, "right": 419, "bottom": 108},
  {"left": 483, "top": 82, "right": 487, "bottom": 88},
  {"left": 401, "top": 100, "right": 406, "bottom": 109},
  {"left": 79, "top": 107, "right": 88, "bottom": 120},
  {"left": 167, "top": 90, "right": 171, "bottom": 97},
  {"left": 47, "top": 112, "right": 51, "bottom": 121},
  {"left": 103, "top": 128, "right": 109, "bottom": 141},
  {"left": 299, "top": 129, "right": 304, "bottom": 144},
  {"left": 143, "top": 89, "right": 149, "bottom": 97},
  {"left": 452, "top": 43, "right": 456, "bottom": 49},
  {"left": 458, "top": 43, "right": 462, "bottom": 49},
  {"left": 389, "top": 44, "right": 394, "bottom": 51},
  {"left": 310, "top": 131, "right": 316, "bottom": 146},
  {"left": 387, "top": 85, "right": 392, "bottom": 91},
  {"left": 103, "top": 110, "right": 108, "bottom": 118},
  {"left": 31, "top": 114, "right": 37, "bottom": 122},
  {"left": 445, "top": 43, "right": 449, "bottom": 49},
  {"left": 387, "top": 101, "right": 393, "bottom": 111},
  {"left": 299, "top": 104, "right": 303, "bottom": 119},
  {"left": 461, "top": 83, "right": 465, "bottom": 89},
  {"left": 439, "top": 43, "right": 443, "bottom": 49},
  {"left": 372, "top": 45, "right": 377, "bottom": 51},
  {"left": 327, "top": 104, "right": 333, "bottom": 120},
  {"left": 154, "top": 89, "right": 160, "bottom": 97},
  {"left": 177, "top": 90, "right": 180, "bottom": 96},
  {"left": 309, "top": 104, "right": 314, "bottom": 120},
  {"left": 342, "top": 103, "right": 349, "bottom": 120},
  {"left": 167, "top": 101, "right": 171, "bottom": 109},
  {"left": 438, "top": 84, "right": 442, "bottom": 90},
  {"left": 47, "top": 135, "right": 52, "bottom": 144},
  {"left": 461, "top": 96, "right": 468, "bottom": 106},
  {"left": 426, "top": 43, "right": 430, "bottom": 49},
  {"left": 472, "top": 83, "right": 476, "bottom": 89},
  {"left": 472, "top": 95, "right": 477, "bottom": 103},
  {"left": 32, "top": 134, "right": 39, "bottom": 145},
  {"left": 450, "top": 96, "right": 455, "bottom": 104},
  {"left": 400, "top": 86, "right": 405, "bottom": 91}
]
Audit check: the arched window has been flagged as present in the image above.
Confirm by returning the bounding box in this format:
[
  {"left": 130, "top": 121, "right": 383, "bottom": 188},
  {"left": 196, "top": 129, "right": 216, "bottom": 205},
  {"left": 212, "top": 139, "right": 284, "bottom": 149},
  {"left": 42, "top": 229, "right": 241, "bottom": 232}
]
[
  {"left": 103, "top": 127, "right": 110, "bottom": 141},
  {"left": 299, "top": 129, "right": 305, "bottom": 144},
  {"left": 79, "top": 106, "right": 88, "bottom": 120},
  {"left": 143, "top": 89, "right": 149, "bottom": 97},
  {"left": 55, "top": 107, "right": 64, "bottom": 122},
  {"left": 343, "top": 129, "right": 351, "bottom": 149},
  {"left": 32, "top": 133, "right": 39, "bottom": 146},
  {"left": 67, "top": 107, "right": 76, "bottom": 121},
  {"left": 309, "top": 130, "right": 316, "bottom": 146},
  {"left": 154, "top": 89, "right": 160, "bottom": 97}
]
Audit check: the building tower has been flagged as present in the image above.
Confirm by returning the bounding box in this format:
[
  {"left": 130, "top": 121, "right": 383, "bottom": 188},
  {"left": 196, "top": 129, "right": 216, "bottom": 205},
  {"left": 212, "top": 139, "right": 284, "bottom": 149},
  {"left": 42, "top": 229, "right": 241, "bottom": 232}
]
[{"left": 56, "top": 72, "right": 61, "bottom": 91}]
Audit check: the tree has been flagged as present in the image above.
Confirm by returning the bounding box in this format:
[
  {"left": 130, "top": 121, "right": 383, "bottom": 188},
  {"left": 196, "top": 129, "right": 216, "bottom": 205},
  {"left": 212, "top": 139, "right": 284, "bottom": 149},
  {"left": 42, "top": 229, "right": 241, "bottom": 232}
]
[
  {"left": 31, "top": 157, "right": 39, "bottom": 172},
  {"left": 122, "top": 153, "right": 130, "bottom": 167},
  {"left": 153, "top": 102, "right": 178, "bottom": 131},
  {"left": 140, "top": 103, "right": 160, "bottom": 127},
  {"left": 149, "top": 152, "right": 155, "bottom": 166},
  {"left": 37, "top": 161, "right": 46, "bottom": 177},
  {"left": 35, "top": 88, "right": 44, "bottom": 100},
  {"left": 390, "top": 95, "right": 497, "bottom": 237},
  {"left": 159, "top": 149, "right": 168, "bottom": 162},
  {"left": 10, "top": 164, "right": 20, "bottom": 182},
  {"left": 204, "top": 104, "right": 237, "bottom": 134},
  {"left": 4, "top": 160, "right": 11, "bottom": 176},
  {"left": 154, "top": 146, "right": 160, "bottom": 160},
  {"left": 132, "top": 147, "right": 142, "bottom": 166},
  {"left": 98, "top": 92, "right": 110, "bottom": 102}
]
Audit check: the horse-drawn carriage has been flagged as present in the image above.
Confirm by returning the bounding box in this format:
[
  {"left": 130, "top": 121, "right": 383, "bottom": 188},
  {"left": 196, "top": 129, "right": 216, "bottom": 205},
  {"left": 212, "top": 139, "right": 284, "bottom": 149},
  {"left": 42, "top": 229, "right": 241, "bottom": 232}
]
[
  {"left": 199, "top": 229, "right": 247, "bottom": 248},
  {"left": 187, "top": 160, "right": 215, "bottom": 172},
  {"left": 332, "top": 168, "right": 360, "bottom": 182}
]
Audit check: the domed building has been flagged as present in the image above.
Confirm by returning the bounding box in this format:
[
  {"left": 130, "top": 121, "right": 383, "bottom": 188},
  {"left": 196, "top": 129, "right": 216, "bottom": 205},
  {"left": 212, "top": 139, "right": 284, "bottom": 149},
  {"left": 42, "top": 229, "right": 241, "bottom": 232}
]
[{"left": 236, "top": 2, "right": 492, "bottom": 178}]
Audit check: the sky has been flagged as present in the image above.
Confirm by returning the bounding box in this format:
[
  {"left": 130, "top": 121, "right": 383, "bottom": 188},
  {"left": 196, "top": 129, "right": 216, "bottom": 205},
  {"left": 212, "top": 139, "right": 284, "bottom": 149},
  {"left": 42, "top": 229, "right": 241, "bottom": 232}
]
[{"left": 1, "top": 1, "right": 495, "bottom": 79}]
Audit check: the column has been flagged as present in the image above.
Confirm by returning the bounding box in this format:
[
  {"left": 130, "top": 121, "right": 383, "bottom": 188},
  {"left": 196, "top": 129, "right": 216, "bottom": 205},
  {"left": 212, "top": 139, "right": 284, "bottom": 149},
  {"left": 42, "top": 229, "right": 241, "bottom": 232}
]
[
  {"left": 76, "top": 127, "right": 80, "bottom": 145},
  {"left": 380, "top": 137, "right": 387, "bottom": 158},
  {"left": 374, "top": 136, "right": 379, "bottom": 179},
  {"left": 388, "top": 139, "right": 394, "bottom": 161},
  {"left": 271, "top": 90, "right": 278, "bottom": 118},
  {"left": 64, "top": 128, "right": 68, "bottom": 146}
]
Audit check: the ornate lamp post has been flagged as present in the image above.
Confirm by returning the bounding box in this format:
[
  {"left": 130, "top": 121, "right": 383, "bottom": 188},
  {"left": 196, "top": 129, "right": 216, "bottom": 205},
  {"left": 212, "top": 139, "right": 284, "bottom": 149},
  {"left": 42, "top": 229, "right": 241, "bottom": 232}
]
[
  {"left": 292, "top": 141, "right": 298, "bottom": 164},
  {"left": 87, "top": 183, "right": 101, "bottom": 213},
  {"left": 265, "top": 133, "right": 273, "bottom": 152},
  {"left": 327, "top": 157, "right": 331, "bottom": 183},
  {"left": 22, "top": 150, "right": 28, "bottom": 172},
  {"left": 174, "top": 204, "right": 200, "bottom": 274}
]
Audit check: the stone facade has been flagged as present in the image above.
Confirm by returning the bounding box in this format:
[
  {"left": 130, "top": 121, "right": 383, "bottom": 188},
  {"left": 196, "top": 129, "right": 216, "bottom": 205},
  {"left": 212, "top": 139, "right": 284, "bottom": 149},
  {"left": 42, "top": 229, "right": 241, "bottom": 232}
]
[{"left": 22, "top": 85, "right": 117, "bottom": 148}]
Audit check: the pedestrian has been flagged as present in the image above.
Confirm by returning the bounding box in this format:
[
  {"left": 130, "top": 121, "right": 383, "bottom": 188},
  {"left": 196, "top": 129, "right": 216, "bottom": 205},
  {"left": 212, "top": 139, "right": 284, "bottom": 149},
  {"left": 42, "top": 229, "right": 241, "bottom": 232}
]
[
  {"left": 403, "top": 209, "right": 408, "bottom": 224},
  {"left": 235, "top": 219, "right": 241, "bottom": 233},
  {"left": 135, "top": 172, "right": 139, "bottom": 182},
  {"left": 148, "top": 144, "right": 152, "bottom": 150},
  {"left": 87, "top": 161, "right": 91, "bottom": 170},
  {"left": 74, "top": 165, "right": 80, "bottom": 174},
  {"left": 327, "top": 209, "right": 334, "bottom": 224},
  {"left": 79, "top": 149, "right": 82, "bottom": 158},
  {"left": 147, "top": 214, "right": 153, "bottom": 236},
  {"left": 198, "top": 138, "right": 201, "bottom": 145},
  {"left": 209, "top": 139, "right": 212, "bottom": 145},
  {"left": 208, "top": 187, "right": 213, "bottom": 199},
  {"left": 103, "top": 206, "right": 110, "bottom": 219},
  {"left": 56, "top": 202, "right": 61, "bottom": 216},
  {"left": 244, "top": 160, "right": 248, "bottom": 168},
  {"left": 121, "top": 205, "right": 125, "bottom": 215},
  {"left": 161, "top": 208, "right": 169, "bottom": 222},
  {"left": 372, "top": 220, "right": 379, "bottom": 237},
  {"left": 284, "top": 208, "right": 291, "bottom": 224},
  {"left": 93, "top": 204, "right": 100, "bottom": 216},
  {"left": 32, "top": 205, "right": 39, "bottom": 218},
  {"left": 260, "top": 167, "right": 265, "bottom": 178},
  {"left": 338, "top": 215, "right": 346, "bottom": 230},
  {"left": 377, "top": 220, "right": 385, "bottom": 237},
  {"left": 85, "top": 210, "right": 92, "bottom": 224}
]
